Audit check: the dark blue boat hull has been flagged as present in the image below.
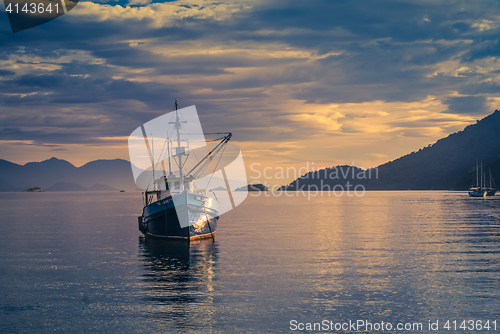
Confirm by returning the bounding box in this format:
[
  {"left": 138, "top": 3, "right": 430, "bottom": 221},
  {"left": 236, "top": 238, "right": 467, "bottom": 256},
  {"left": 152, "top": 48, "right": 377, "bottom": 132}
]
[{"left": 139, "top": 194, "right": 218, "bottom": 240}]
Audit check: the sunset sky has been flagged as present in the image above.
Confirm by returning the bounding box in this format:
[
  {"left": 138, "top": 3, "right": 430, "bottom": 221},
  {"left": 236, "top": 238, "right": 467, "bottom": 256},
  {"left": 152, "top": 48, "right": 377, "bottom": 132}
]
[{"left": 1, "top": 0, "right": 500, "bottom": 183}]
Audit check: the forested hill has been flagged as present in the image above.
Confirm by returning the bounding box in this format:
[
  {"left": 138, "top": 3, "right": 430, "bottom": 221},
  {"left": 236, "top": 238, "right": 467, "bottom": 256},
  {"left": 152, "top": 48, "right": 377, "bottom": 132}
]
[{"left": 281, "top": 110, "right": 500, "bottom": 191}]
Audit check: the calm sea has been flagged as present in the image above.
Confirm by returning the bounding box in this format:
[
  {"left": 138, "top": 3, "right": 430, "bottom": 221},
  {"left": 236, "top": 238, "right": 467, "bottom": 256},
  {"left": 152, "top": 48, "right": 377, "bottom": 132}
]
[{"left": 0, "top": 191, "right": 499, "bottom": 333}]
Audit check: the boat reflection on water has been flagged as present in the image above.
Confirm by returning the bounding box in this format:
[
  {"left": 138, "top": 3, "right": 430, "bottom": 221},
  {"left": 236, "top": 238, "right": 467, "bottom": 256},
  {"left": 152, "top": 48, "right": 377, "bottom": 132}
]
[{"left": 138, "top": 238, "right": 218, "bottom": 329}]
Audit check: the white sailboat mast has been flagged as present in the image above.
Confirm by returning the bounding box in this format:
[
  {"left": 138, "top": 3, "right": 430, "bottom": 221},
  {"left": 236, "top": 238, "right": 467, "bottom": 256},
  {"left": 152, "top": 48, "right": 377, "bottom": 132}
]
[
  {"left": 476, "top": 161, "right": 479, "bottom": 187},
  {"left": 481, "top": 161, "right": 483, "bottom": 188}
]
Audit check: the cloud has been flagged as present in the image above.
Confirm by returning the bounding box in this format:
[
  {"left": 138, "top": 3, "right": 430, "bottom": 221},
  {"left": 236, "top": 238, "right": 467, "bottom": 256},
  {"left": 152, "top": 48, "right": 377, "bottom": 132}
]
[
  {"left": 0, "top": 69, "right": 15, "bottom": 76},
  {"left": 69, "top": 0, "right": 252, "bottom": 28},
  {"left": 443, "top": 95, "right": 488, "bottom": 114},
  {"left": 1, "top": 0, "right": 500, "bottom": 168}
]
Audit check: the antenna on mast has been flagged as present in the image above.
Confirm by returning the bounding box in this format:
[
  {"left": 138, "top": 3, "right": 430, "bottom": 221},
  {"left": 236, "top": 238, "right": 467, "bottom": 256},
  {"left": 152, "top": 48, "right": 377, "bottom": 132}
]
[
  {"left": 169, "top": 98, "right": 187, "bottom": 192},
  {"left": 151, "top": 133, "right": 155, "bottom": 190}
]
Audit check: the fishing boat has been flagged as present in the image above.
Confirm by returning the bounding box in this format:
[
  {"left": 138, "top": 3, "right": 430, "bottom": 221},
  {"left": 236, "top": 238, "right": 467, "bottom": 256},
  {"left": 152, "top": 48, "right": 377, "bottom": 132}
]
[
  {"left": 469, "top": 161, "right": 497, "bottom": 197},
  {"left": 137, "top": 100, "right": 233, "bottom": 240}
]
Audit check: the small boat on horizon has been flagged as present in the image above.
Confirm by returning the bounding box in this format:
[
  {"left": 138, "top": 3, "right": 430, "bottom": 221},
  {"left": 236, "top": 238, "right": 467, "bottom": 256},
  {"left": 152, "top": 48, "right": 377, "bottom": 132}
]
[{"left": 469, "top": 161, "right": 497, "bottom": 197}]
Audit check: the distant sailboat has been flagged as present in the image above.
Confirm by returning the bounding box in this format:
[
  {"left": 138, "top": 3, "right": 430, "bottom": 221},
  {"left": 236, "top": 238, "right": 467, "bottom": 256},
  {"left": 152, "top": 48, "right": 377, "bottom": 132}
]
[
  {"left": 469, "top": 161, "right": 497, "bottom": 197},
  {"left": 485, "top": 169, "right": 497, "bottom": 196}
]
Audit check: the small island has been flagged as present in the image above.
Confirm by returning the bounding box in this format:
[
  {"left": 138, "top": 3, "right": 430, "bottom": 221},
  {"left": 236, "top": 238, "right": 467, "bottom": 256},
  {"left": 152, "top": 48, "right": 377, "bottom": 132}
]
[
  {"left": 235, "top": 184, "right": 268, "bottom": 191},
  {"left": 25, "top": 187, "right": 43, "bottom": 192}
]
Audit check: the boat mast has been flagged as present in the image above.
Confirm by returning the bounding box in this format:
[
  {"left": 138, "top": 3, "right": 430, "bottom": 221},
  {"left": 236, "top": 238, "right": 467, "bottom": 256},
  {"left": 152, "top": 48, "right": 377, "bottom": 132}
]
[
  {"left": 476, "top": 161, "right": 479, "bottom": 188},
  {"left": 167, "top": 135, "right": 172, "bottom": 175},
  {"left": 489, "top": 168, "right": 492, "bottom": 188},
  {"left": 481, "top": 161, "right": 483, "bottom": 188},
  {"left": 174, "top": 99, "right": 184, "bottom": 192},
  {"left": 152, "top": 134, "right": 155, "bottom": 190}
]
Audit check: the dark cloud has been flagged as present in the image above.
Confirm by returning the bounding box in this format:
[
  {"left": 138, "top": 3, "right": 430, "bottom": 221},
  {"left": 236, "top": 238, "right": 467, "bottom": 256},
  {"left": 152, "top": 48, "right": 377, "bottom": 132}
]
[
  {"left": 443, "top": 95, "right": 488, "bottom": 114},
  {"left": 0, "top": 127, "right": 92, "bottom": 144},
  {"left": 0, "top": 69, "right": 15, "bottom": 76},
  {"left": 459, "top": 82, "right": 500, "bottom": 95},
  {"left": 1, "top": 0, "right": 500, "bottom": 149},
  {"left": 0, "top": 69, "right": 180, "bottom": 107}
]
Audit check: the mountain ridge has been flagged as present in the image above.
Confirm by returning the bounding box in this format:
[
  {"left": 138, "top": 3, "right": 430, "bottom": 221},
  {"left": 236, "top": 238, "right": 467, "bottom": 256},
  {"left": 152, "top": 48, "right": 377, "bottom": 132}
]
[
  {"left": 281, "top": 110, "right": 500, "bottom": 191},
  {"left": 0, "top": 158, "right": 138, "bottom": 192},
  {"left": 2, "top": 110, "right": 500, "bottom": 192},
  {"left": 45, "top": 182, "right": 119, "bottom": 192}
]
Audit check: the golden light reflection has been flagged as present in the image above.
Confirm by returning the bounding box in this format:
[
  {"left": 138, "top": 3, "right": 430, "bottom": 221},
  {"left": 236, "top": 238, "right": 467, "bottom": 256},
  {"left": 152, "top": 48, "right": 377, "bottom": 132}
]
[{"left": 305, "top": 192, "right": 464, "bottom": 314}]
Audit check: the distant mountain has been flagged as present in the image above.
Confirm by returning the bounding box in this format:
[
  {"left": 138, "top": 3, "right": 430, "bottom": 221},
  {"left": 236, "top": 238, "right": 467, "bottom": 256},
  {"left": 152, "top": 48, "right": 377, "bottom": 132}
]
[
  {"left": 3, "top": 110, "right": 500, "bottom": 193},
  {"left": 372, "top": 110, "right": 500, "bottom": 190},
  {"left": 281, "top": 110, "right": 500, "bottom": 191},
  {"left": 279, "top": 165, "right": 372, "bottom": 191},
  {"left": 45, "top": 182, "right": 87, "bottom": 192},
  {"left": 0, "top": 176, "right": 21, "bottom": 192},
  {"left": 45, "top": 182, "right": 118, "bottom": 192},
  {"left": 0, "top": 157, "right": 138, "bottom": 192},
  {"left": 76, "top": 159, "right": 137, "bottom": 190},
  {"left": 86, "top": 184, "right": 118, "bottom": 192}
]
